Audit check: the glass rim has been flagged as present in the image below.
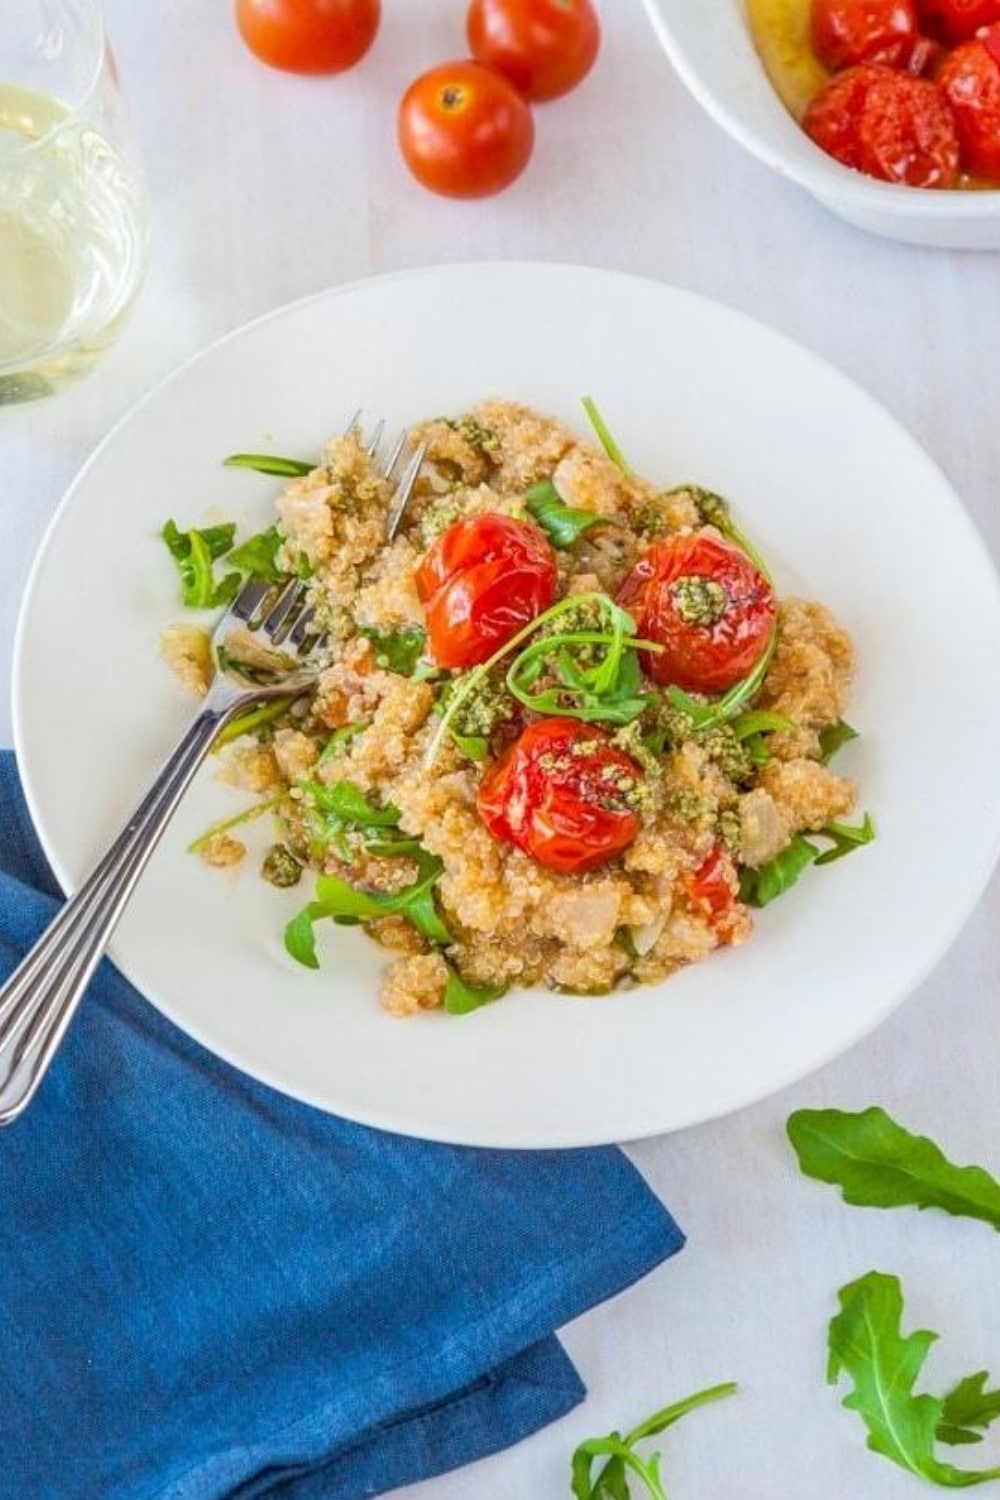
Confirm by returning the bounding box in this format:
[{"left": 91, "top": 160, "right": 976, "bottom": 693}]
[{"left": 0, "top": 0, "right": 108, "bottom": 160}]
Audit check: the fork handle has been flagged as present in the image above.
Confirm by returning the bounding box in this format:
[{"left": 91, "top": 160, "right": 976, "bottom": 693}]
[{"left": 0, "top": 703, "right": 236, "bottom": 1125}]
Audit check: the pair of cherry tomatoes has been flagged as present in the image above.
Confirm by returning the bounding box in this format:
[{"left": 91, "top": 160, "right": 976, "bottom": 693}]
[
  {"left": 399, "top": 0, "right": 601, "bottom": 199},
  {"left": 803, "top": 0, "right": 1000, "bottom": 185}
]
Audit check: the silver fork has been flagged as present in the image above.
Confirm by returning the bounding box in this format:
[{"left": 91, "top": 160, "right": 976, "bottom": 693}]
[{"left": 0, "top": 417, "right": 426, "bottom": 1126}]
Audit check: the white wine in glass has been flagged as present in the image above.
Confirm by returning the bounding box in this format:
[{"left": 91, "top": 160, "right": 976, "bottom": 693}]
[{"left": 0, "top": 1, "right": 148, "bottom": 403}]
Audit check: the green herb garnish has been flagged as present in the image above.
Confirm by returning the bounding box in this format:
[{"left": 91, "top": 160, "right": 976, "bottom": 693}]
[
  {"left": 187, "top": 793, "right": 286, "bottom": 855},
  {"left": 224, "top": 453, "right": 314, "bottom": 477},
  {"left": 787, "top": 1105, "right": 1000, "bottom": 1233},
  {"left": 318, "top": 723, "right": 364, "bottom": 766},
  {"left": 828, "top": 1272, "right": 1000, "bottom": 1487},
  {"left": 819, "top": 718, "right": 860, "bottom": 764},
  {"left": 729, "top": 710, "right": 794, "bottom": 741},
  {"left": 525, "top": 479, "right": 603, "bottom": 549},
  {"left": 285, "top": 849, "right": 453, "bottom": 968},
  {"left": 361, "top": 625, "right": 428, "bottom": 677},
  {"left": 162, "top": 519, "right": 240, "bottom": 609},
  {"left": 226, "top": 524, "right": 285, "bottom": 583},
  {"left": 215, "top": 697, "right": 295, "bottom": 749},
  {"left": 582, "top": 396, "right": 632, "bottom": 476},
  {"left": 302, "top": 780, "right": 401, "bottom": 828},
  {"left": 814, "top": 813, "right": 876, "bottom": 866},
  {"left": 571, "top": 1384, "right": 738, "bottom": 1500},
  {"left": 444, "top": 966, "right": 507, "bottom": 1015},
  {"left": 739, "top": 835, "right": 819, "bottom": 908}
]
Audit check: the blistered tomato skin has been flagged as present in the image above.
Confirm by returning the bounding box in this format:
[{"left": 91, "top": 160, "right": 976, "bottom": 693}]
[
  {"left": 811, "top": 0, "right": 920, "bottom": 71},
  {"left": 467, "top": 0, "right": 601, "bottom": 102},
  {"left": 916, "top": 0, "right": 1000, "bottom": 43},
  {"left": 416, "top": 512, "right": 557, "bottom": 669},
  {"left": 802, "top": 63, "right": 961, "bottom": 186},
  {"left": 476, "top": 719, "right": 643, "bottom": 874},
  {"left": 618, "top": 534, "right": 776, "bottom": 695},
  {"left": 938, "top": 26, "right": 1000, "bottom": 181},
  {"left": 683, "top": 844, "right": 744, "bottom": 945}
]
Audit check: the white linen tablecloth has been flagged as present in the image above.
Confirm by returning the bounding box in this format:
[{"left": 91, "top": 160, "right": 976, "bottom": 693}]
[{"left": 2, "top": 5, "right": 998, "bottom": 1496}]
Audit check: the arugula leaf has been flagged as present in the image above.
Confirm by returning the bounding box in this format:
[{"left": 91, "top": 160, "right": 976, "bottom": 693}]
[
  {"left": 449, "top": 730, "right": 489, "bottom": 763},
  {"left": 224, "top": 452, "right": 314, "bottom": 477},
  {"left": 571, "top": 1384, "right": 738, "bottom": 1500},
  {"left": 814, "top": 813, "right": 876, "bottom": 866},
  {"left": 161, "top": 519, "right": 240, "bottom": 609},
  {"left": 215, "top": 697, "right": 295, "bottom": 750},
  {"left": 303, "top": 780, "right": 401, "bottom": 828},
  {"left": 227, "top": 524, "right": 285, "bottom": 583},
  {"left": 187, "top": 793, "right": 286, "bottom": 855},
  {"left": 939, "top": 1374, "right": 1000, "bottom": 1447},
  {"left": 361, "top": 625, "right": 428, "bottom": 677},
  {"left": 582, "top": 396, "right": 632, "bottom": 476},
  {"left": 444, "top": 966, "right": 507, "bottom": 1015},
  {"left": 729, "top": 710, "right": 794, "bottom": 741},
  {"left": 284, "top": 906, "right": 321, "bottom": 969},
  {"left": 524, "top": 480, "right": 603, "bottom": 549},
  {"left": 318, "top": 724, "right": 363, "bottom": 766},
  {"left": 819, "top": 718, "right": 859, "bottom": 764},
  {"left": 739, "top": 836, "right": 818, "bottom": 908},
  {"left": 285, "top": 850, "right": 453, "bottom": 967},
  {"left": 787, "top": 1105, "right": 1000, "bottom": 1232},
  {"left": 828, "top": 1272, "right": 1000, "bottom": 1488}
]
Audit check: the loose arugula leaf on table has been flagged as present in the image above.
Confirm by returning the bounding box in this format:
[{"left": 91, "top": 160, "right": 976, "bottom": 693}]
[
  {"left": 787, "top": 1105, "right": 1000, "bottom": 1232},
  {"left": 939, "top": 1374, "right": 1000, "bottom": 1448},
  {"left": 361, "top": 625, "right": 428, "bottom": 677},
  {"left": 226, "top": 524, "right": 285, "bottom": 583},
  {"left": 819, "top": 718, "right": 859, "bottom": 765},
  {"left": 739, "top": 836, "right": 818, "bottom": 908},
  {"left": 828, "top": 1272, "right": 1000, "bottom": 1488},
  {"left": 443, "top": 966, "right": 507, "bottom": 1016},
  {"left": 814, "top": 813, "right": 876, "bottom": 865},
  {"left": 161, "top": 519, "right": 240, "bottom": 609},
  {"left": 223, "top": 452, "right": 315, "bottom": 477},
  {"left": 524, "top": 480, "right": 603, "bottom": 549},
  {"left": 582, "top": 395, "right": 632, "bottom": 476},
  {"left": 570, "top": 1383, "right": 738, "bottom": 1500}
]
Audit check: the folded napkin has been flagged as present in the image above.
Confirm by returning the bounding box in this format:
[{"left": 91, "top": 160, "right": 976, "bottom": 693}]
[{"left": 0, "top": 751, "right": 683, "bottom": 1500}]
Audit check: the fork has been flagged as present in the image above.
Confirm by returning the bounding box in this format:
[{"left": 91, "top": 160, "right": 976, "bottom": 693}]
[{"left": 0, "top": 417, "right": 426, "bottom": 1126}]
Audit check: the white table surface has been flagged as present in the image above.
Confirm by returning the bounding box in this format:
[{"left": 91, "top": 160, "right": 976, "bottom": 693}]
[{"left": 3, "top": 4, "right": 1000, "bottom": 1497}]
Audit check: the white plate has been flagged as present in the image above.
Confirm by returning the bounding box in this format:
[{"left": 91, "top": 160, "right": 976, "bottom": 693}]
[
  {"left": 13, "top": 263, "right": 1000, "bottom": 1147},
  {"left": 642, "top": 0, "right": 1000, "bottom": 249}
]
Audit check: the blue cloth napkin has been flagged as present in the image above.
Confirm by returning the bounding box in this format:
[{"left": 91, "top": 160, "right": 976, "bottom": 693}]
[{"left": 0, "top": 751, "right": 684, "bottom": 1500}]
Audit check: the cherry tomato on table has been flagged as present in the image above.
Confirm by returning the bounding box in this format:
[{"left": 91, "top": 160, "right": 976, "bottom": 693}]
[
  {"left": 810, "top": 0, "right": 920, "bottom": 72},
  {"left": 235, "top": 0, "right": 380, "bottom": 73},
  {"left": 681, "top": 844, "right": 744, "bottom": 945},
  {"left": 416, "top": 512, "right": 557, "bottom": 669},
  {"left": 467, "top": 0, "right": 601, "bottom": 102},
  {"left": 802, "top": 63, "right": 960, "bottom": 185},
  {"left": 398, "top": 61, "right": 535, "bottom": 198},
  {"left": 477, "top": 719, "right": 643, "bottom": 874},
  {"left": 618, "top": 534, "right": 775, "bottom": 695},
  {"left": 938, "top": 25, "right": 1000, "bottom": 180},
  {"left": 916, "top": 0, "right": 1000, "bottom": 43}
]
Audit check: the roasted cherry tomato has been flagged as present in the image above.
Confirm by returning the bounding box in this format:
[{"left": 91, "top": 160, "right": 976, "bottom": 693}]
[
  {"left": 235, "top": 0, "right": 380, "bottom": 73},
  {"left": 938, "top": 25, "right": 1000, "bottom": 180},
  {"left": 811, "top": 0, "right": 920, "bottom": 71},
  {"left": 477, "top": 718, "right": 643, "bottom": 874},
  {"left": 467, "top": 0, "right": 601, "bottom": 102},
  {"left": 681, "top": 844, "right": 743, "bottom": 945},
  {"left": 916, "top": 0, "right": 1000, "bottom": 43},
  {"left": 398, "top": 60, "right": 535, "bottom": 198},
  {"left": 416, "top": 513, "right": 557, "bottom": 669},
  {"left": 618, "top": 534, "right": 775, "bottom": 695},
  {"left": 802, "top": 63, "right": 960, "bottom": 185}
]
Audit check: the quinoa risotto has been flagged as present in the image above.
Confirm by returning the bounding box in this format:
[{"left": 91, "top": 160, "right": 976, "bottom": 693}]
[{"left": 161, "top": 400, "right": 872, "bottom": 1017}]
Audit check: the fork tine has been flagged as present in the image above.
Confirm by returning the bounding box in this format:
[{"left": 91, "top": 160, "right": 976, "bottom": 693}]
[
  {"left": 364, "top": 418, "right": 386, "bottom": 457},
  {"left": 343, "top": 408, "right": 362, "bottom": 440},
  {"left": 387, "top": 440, "right": 427, "bottom": 541},
  {"left": 229, "top": 578, "right": 271, "bottom": 623},
  {"left": 288, "top": 606, "right": 317, "bottom": 651},
  {"left": 382, "top": 429, "right": 407, "bottom": 480}
]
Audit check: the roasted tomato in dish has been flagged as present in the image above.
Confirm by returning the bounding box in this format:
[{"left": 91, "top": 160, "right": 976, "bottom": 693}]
[
  {"left": 682, "top": 845, "right": 744, "bottom": 945},
  {"left": 398, "top": 60, "right": 535, "bottom": 199},
  {"left": 938, "top": 26, "right": 1000, "bottom": 180},
  {"left": 810, "top": 0, "right": 920, "bottom": 72},
  {"left": 618, "top": 534, "right": 775, "bottom": 695},
  {"left": 467, "top": 0, "right": 601, "bottom": 102},
  {"left": 802, "top": 63, "right": 960, "bottom": 186},
  {"left": 916, "top": 0, "right": 1000, "bottom": 42},
  {"left": 477, "top": 718, "right": 643, "bottom": 874},
  {"left": 235, "top": 0, "right": 380, "bottom": 73},
  {"left": 416, "top": 513, "right": 557, "bottom": 669}
]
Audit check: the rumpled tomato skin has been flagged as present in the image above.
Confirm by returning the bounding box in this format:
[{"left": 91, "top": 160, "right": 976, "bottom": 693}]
[
  {"left": 802, "top": 63, "right": 961, "bottom": 186},
  {"left": 938, "top": 26, "right": 1000, "bottom": 181},
  {"left": 618, "top": 534, "right": 775, "bottom": 695},
  {"left": 811, "top": 0, "right": 921, "bottom": 72},
  {"left": 476, "top": 718, "right": 643, "bottom": 874},
  {"left": 682, "top": 844, "right": 744, "bottom": 946},
  {"left": 916, "top": 0, "right": 1000, "bottom": 44},
  {"left": 416, "top": 513, "right": 557, "bottom": 669}
]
